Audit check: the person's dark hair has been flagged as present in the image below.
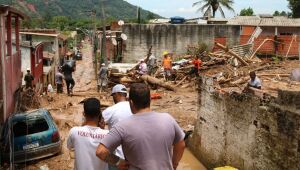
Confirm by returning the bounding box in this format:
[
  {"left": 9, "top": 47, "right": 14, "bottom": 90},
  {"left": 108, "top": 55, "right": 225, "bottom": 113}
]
[
  {"left": 83, "top": 98, "right": 101, "bottom": 118},
  {"left": 129, "top": 83, "right": 150, "bottom": 110},
  {"left": 250, "top": 71, "right": 256, "bottom": 77}
]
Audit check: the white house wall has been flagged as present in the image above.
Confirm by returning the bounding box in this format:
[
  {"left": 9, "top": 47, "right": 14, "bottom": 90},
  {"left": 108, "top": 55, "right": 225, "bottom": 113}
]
[{"left": 20, "top": 46, "right": 31, "bottom": 85}]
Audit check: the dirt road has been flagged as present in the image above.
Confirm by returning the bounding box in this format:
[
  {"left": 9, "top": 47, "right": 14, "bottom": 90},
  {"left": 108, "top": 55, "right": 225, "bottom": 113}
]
[{"left": 23, "top": 44, "right": 205, "bottom": 170}]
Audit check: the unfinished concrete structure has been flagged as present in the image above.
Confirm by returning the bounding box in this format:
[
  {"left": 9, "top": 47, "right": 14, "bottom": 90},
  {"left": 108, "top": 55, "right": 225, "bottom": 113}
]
[
  {"left": 190, "top": 75, "right": 300, "bottom": 170},
  {"left": 122, "top": 24, "right": 240, "bottom": 62}
]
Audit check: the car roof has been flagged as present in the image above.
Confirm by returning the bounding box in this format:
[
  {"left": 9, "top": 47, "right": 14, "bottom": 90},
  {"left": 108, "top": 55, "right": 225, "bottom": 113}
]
[{"left": 11, "top": 109, "right": 49, "bottom": 121}]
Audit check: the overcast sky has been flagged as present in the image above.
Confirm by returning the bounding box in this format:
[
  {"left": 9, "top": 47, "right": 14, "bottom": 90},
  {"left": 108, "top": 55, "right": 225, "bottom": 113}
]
[{"left": 124, "top": 0, "right": 290, "bottom": 18}]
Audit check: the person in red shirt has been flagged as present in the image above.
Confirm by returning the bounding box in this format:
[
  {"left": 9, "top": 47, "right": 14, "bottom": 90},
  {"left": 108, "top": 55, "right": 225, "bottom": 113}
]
[{"left": 189, "top": 55, "right": 202, "bottom": 77}]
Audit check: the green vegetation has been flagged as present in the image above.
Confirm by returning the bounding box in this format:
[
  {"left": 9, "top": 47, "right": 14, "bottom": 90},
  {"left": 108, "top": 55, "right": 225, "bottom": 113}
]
[
  {"left": 187, "top": 42, "right": 208, "bottom": 56},
  {"left": 273, "top": 11, "right": 290, "bottom": 17},
  {"left": 288, "top": 0, "right": 300, "bottom": 18},
  {"left": 0, "top": 0, "right": 160, "bottom": 29},
  {"left": 193, "top": 0, "right": 235, "bottom": 18},
  {"left": 239, "top": 7, "right": 254, "bottom": 16}
]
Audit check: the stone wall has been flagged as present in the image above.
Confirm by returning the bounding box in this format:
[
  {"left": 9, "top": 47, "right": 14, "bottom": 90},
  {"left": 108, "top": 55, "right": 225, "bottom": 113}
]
[
  {"left": 122, "top": 24, "right": 241, "bottom": 62},
  {"left": 189, "top": 76, "right": 300, "bottom": 170}
]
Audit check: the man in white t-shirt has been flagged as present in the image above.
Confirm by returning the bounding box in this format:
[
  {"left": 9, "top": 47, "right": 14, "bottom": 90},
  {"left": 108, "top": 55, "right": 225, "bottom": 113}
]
[
  {"left": 67, "top": 98, "right": 109, "bottom": 170},
  {"left": 102, "top": 84, "right": 132, "bottom": 169},
  {"left": 248, "top": 71, "right": 262, "bottom": 89}
]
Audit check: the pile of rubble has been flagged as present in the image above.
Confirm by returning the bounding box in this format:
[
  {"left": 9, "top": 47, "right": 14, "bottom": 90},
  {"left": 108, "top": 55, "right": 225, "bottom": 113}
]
[
  {"left": 18, "top": 88, "right": 41, "bottom": 112},
  {"left": 107, "top": 42, "right": 300, "bottom": 97}
]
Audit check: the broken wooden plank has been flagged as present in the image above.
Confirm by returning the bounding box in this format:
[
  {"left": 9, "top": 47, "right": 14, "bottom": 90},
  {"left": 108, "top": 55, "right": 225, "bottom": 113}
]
[
  {"left": 110, "top": 72, "right": 129, "bottom": 77},
  {"left": 175, "top": 76, "right": 188, "bottom": 87},
  {"left": 257, "top": 73, "right": 290, "bottom": 77},
  {"left": 230, "top": 76, "right": 250, "bottom": 85},
  {"left": 215, "top": 43, "right": 249, "bottom": 66}
]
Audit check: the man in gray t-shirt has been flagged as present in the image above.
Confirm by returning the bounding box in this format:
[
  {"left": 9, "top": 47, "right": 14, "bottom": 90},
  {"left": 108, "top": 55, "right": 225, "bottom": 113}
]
[{"left": 96, "top": 83, "right": 185, "bottom": 170}]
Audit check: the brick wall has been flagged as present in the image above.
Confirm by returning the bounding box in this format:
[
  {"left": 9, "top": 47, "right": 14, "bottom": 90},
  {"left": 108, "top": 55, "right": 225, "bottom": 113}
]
[{"left": 241, "top": 35, "right": 300, "bottom": 56}]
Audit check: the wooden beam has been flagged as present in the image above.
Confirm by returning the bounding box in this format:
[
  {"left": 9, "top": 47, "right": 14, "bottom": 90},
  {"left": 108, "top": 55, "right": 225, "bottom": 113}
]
[
  {"left": 215, "top": 42, "right": 249, "bottom": 66},
  {"left": 140, "top": 75, "right": 176, "bottom": 91}
]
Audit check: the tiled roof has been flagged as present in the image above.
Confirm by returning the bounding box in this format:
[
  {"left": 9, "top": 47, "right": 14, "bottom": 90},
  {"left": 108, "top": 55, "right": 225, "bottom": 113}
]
[{"left": 228, "top": 16, "right": 300, "bottom": 27}]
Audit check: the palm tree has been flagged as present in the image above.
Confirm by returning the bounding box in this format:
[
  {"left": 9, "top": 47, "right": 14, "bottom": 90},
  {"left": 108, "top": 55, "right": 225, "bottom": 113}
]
[{"left": 193, "top": 0, "right": 235, "bottom": 18}]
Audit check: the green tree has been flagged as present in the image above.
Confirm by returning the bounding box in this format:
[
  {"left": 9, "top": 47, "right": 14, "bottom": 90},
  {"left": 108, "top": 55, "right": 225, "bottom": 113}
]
[
  {"left": 137, "top": 6, "right": 141, "bottom": 24},
  {"left": 49, "top": 16, "right": 70, "bottom": 31},
  {"left": 146, "top": 13, "right": 156, "bottom": 20},
  {"left": 273, "top": 10, "right": 288, "bottom": 17},
  {"left": 193, "top": 0, "right": 235, "bottom": 18},
  {"left": 273, "top": 10, "right": 280, "bottom": 16},
  {"left": 288, "top": 0, "right": 300, "bottom": 18},
  {"left": 239, "top": 7, "right": 254, "bottom": 16}
]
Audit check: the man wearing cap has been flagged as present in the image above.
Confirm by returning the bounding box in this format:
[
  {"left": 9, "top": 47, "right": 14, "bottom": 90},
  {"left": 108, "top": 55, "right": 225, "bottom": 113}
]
[
  {"left": 98, "top": 63, "right": 109, "bottom": 92},
  {"left": 24, "top": 68, "right": 34, "bottom": 89},
  {"left": 97, "top": 83, "right": 185, "bottom": 170},
  {"left": 67, "top": 98, "right": 109, "bottom": 170},
  {"left": 102, "top": 84, "right": 132, "bottom": 169}
]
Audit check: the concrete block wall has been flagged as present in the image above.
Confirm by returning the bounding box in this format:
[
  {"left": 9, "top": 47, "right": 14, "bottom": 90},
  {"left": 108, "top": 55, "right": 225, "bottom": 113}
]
[
  {"left": 122, "top": 24, "right": 241, "bottom": 63},
  {"left": 190, "top": 77, "right": 300, "bottom": 170}
]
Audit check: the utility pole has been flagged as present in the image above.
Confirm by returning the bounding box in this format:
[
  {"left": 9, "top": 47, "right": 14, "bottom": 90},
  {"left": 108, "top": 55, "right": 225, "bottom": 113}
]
[
  {"left": 92, "top": 10, "right": 97, "bottom": 79},
  {"left": 101, "top": 0, "right": 107, "bottom": 66}
]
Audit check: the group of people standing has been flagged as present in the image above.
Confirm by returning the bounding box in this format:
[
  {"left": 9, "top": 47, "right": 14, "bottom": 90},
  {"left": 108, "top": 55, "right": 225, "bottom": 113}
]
[
  {"left": 67, "top": 83, "right": 185, "bottom": 170},
  {"left": 136, "top": 51, "right": 202, "bottom": 81}
]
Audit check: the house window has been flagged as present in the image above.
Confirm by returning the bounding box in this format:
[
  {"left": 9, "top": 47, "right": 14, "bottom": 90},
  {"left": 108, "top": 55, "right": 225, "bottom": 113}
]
[
  {"left": 4, "top": 18, "right": 8, "bottom": 56},
  {"left": 11, "top": 17, "right": 17, "bottom": 54}
]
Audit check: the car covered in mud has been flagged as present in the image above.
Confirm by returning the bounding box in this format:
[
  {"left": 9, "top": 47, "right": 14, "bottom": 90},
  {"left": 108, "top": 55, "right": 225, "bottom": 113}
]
[{"left": 0, "top": 109, "right": 62, "bottom": 164}]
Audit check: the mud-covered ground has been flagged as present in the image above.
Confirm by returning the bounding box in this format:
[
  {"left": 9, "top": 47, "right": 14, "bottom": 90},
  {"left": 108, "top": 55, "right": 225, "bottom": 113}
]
[{"left": 19, "top": 44, "right": 204, "bottom": 170}]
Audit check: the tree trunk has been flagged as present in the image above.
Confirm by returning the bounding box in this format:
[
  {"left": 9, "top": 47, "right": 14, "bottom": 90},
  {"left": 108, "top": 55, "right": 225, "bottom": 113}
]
[{"left": 140, "top": 75, "right": 176, "bottom": 91}]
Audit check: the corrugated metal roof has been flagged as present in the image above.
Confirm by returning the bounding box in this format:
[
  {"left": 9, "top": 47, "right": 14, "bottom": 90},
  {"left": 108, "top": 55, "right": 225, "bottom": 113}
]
[{"left": 228, "top": 16, "right": 300, "bottom": 27}]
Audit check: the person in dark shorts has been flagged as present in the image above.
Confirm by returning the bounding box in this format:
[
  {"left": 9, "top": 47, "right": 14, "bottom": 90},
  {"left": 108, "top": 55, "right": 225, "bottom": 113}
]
[
  {"left": 55, "top": 68, "right": 64, "bottom": 93},
  {"left": 61, "top": 61, "right": 75, "bottom": 96}
]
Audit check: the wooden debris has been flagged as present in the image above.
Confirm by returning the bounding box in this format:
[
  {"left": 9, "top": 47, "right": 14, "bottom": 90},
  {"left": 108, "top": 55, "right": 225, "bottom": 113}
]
[
  {"left": 230, "top": 76, "right": 250, "bottom": 85},
  {"left": 175, "top": 76, "right": 188, "bottom": 87},
  {"left": 215, "top": 42, "right": 249, "bottom": 66},
  {"left": 140, "top": 75, "right": 176, "bottom": 91},
  {"left": 129, "top": 46, "right": 152, "bottom": 72},
  {"left": 257, "top": 73, "right": 290, "bottom": 77}
]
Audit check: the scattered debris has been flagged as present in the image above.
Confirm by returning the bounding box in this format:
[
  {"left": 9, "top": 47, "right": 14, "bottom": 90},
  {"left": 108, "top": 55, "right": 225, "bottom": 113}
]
[{"left": 19, "top": 88, "right": 41, "bottom": 111}]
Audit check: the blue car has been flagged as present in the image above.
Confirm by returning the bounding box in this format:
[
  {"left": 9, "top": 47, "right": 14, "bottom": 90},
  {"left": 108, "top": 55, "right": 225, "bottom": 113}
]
[{"left": 0, "top": 109, "right": 62, "bottom": 164}]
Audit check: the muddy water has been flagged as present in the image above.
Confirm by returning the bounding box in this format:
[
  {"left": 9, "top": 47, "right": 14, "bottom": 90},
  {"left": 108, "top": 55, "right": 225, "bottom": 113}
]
[{"left": 178, "top": 149, "right": 207, "bottom": 170}]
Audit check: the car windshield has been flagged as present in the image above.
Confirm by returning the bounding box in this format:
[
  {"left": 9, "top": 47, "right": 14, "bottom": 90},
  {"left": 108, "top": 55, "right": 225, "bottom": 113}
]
[{"left": 13, "top": 116, "right": 49, "bottom": 137}]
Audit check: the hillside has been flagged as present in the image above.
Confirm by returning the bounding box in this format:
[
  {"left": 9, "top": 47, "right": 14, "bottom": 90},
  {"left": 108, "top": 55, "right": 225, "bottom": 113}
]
[{"left": 0, "top": 0, "right": 160, "bottom": 19}]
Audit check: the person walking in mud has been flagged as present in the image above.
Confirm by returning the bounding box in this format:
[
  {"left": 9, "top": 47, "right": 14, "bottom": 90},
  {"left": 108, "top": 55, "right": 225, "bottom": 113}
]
[
  {"left": 61, "top": 61, "right": 75, "bottom": 96},
  {"left": 98, "top": 63, "right": 108, "bottom": 93},
  {"left": 24, "top": 68, "right": 34, "bottom": 89},
  {"left": 55, "top": 67, "right": 64, "bottom": 93}
]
